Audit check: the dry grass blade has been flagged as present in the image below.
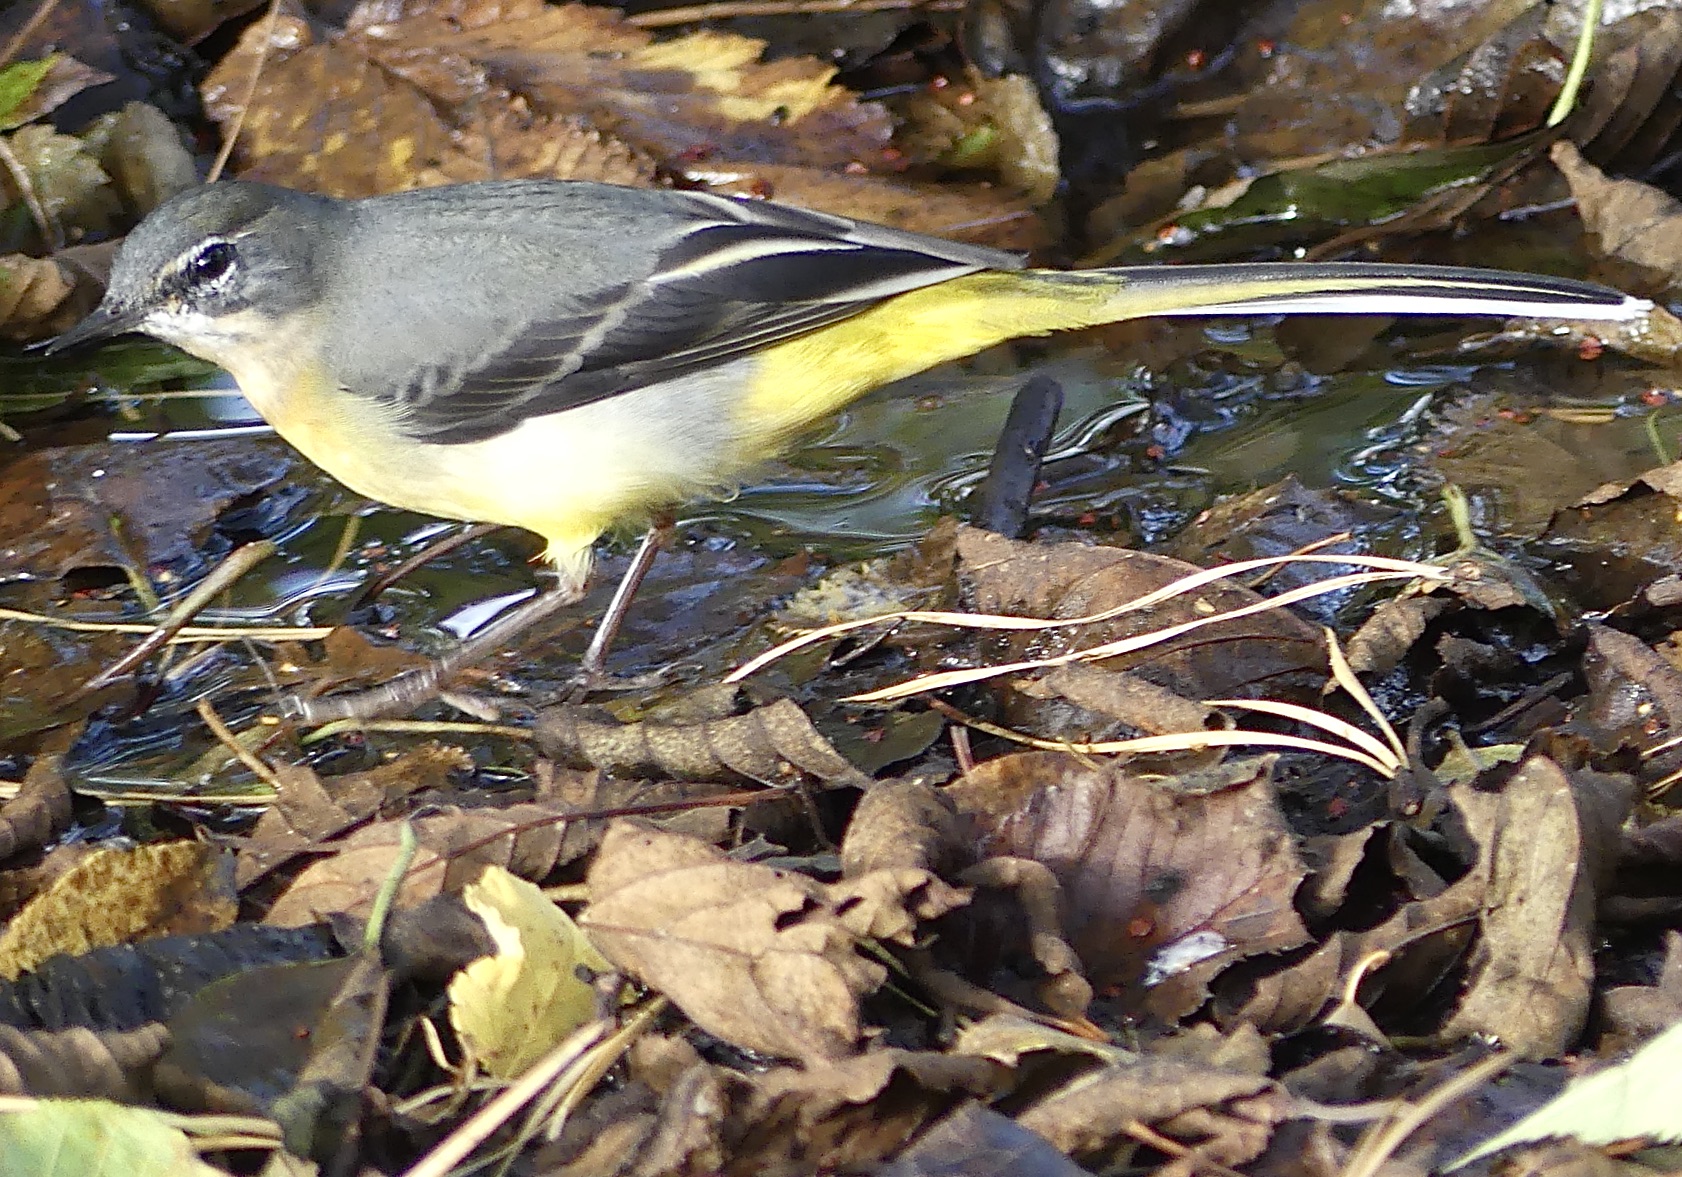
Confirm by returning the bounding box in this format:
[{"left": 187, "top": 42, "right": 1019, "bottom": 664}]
[
  {"left": 300, "top": 719, "right": 534, "bottom": 746},
  {"left": 196, "top": 697, "right": 282, "bottom": 790},
  {"left": 1323, "top": 626, "right": 1406, "bottom": 764},
  {"left": 930, "top": 701, "right": 1398, "bottom": 777},
  {"left": 81, "top": 540, "right": 279, "bottom": 694},
  {"left": 1204, "top": 699, "right": 1402, "bottom": 775},
  {"left": 0, "top": 606, "right": 332, "bottom": 642},
  {"left": 848, "top": 568, "right": 1431, "bottom": 703},
  {"left": 729, "top": 553, "right": 1444, "bottom": 683},
  {"left": 399, "top": 1021, "right": 609, "bottom": 1177},
  {"left": 1342, "top": 1050, "right": 1514, "bottom": 1177},
  {"left": 535, "top": 998, "right": 666, "bottom": 1141}
]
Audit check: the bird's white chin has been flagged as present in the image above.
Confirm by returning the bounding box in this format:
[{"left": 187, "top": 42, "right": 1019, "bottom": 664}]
[{"left": 140, "top": 307, "right": 265, "bottom": 365}]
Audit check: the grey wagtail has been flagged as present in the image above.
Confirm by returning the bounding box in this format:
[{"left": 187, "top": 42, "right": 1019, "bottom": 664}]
[{"left": 47, "top": 180, "right": 1651, "bottom": 719}]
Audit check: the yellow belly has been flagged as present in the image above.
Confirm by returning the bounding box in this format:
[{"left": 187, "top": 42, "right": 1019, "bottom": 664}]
[{"left": 222, "top": 348, "right": 768, "bottom": 590}]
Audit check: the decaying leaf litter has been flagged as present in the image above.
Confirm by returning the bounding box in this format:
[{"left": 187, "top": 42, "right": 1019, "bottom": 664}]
[{"left": 2, "top": 0, "right": 1682, "bottom": 1171}]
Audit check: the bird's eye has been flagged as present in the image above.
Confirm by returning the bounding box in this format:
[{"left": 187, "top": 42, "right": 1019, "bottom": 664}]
[{"left": 183, "top": 241, "right": 237, "bottom": 286}]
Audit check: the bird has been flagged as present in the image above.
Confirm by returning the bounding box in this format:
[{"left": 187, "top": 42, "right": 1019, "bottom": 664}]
[{"left": 48, "top": 179, "right": 1651, "bottom": 720}]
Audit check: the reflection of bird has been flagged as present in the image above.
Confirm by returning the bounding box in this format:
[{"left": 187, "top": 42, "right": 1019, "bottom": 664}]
[{"left": 51, "top": 180, "right": 1649, "bottom": 717}]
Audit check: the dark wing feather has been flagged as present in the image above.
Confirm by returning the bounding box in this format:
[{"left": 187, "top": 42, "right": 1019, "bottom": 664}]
[{"left": 385, "top": 191, "right": 1018, "bottom": 444}]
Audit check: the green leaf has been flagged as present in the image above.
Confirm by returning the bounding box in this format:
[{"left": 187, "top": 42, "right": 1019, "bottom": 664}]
[
  {"left": 0, "top": 1099, "right": 223, "bottom": 1177},
  {"left": 0, "top": 56, "right": 59, "bottom": 130}
]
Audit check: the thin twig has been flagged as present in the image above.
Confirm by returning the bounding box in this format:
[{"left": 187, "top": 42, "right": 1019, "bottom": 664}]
[
  {"left": 1121, "top": 1119, "right": 1250, "bottom": 1177},
  {"left": 196, "top": 697, "right": 284, "bottom": 790},
  {"left": 80, "top": 540, "right": 278, "bottom": 694},
  {"left": 0, "top": 0, "right": 61, "bottom": 70},
  {"left": 352, "top": 522, "right": 501, "bottom": 612},
  {"left": 207, "top": 0, "right": 284, "bottom": 183},
  {"left": 0, "top": 136, "right": 57, "bottom": 249},
  {"left": 1342, "top": 1051, "right": 1515, "bottom": 1177},
  {"left": 300, "top": 718, "right": 534, "bottom": 746}
]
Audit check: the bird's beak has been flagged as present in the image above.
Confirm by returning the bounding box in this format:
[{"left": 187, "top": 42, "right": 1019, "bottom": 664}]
[{"left": 38, "top": 303, "right": 147, "bottom": 356}]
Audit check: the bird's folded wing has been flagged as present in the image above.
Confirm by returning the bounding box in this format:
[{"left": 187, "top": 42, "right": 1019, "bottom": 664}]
[{"left": 380, "top": 191, "right": 1021, "bottom": 444}]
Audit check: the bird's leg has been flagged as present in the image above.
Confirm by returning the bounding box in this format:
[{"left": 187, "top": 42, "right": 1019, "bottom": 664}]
[
  {"left": 288, "top": 580, "right": 588, "bottom": 724},
  {"left": 289, "top": 520, "right": 675, "bottom": 723},
  {"left": 568, "top": 518, "right": 675, "bottom": 697}
]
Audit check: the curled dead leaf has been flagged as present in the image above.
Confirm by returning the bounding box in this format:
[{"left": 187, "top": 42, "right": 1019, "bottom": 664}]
[
  {"left": 581, "top": 821, "right": 966, "bottom": 1063},
  {"left": 536, "top": 696, "right": 867, "bottom": 787}
]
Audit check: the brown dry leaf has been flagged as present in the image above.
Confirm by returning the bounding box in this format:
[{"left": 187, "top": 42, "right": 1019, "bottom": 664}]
[
  {"left": 581, "top": 821, "right": 967, "bottom": 1063},
  {"left": 877, "top": 1102, "right": 1089, "bottom": 1177},
  {"left": 0, "top": 842, "right": 236, "bottom": 980},
  {"left": 1441, "top": 754, "right": 1634, "bottom": 1058},
  {"left": 351, "top": 0, "right": 890, "bottom": 168},
  {"left": 838, "top": 779, "right": 959, "bottom": 878},
  {"left": 0, "top": 1024, "right": 171, "bottom": 1099},
  {"left": 237, "top": 743, "right": 471, "bottom": 887},
  {"left": 953, "top": 1012, "right": 1134, "bottom": 1067},
  {"left": 1542, "top": 463, "right": 1682, "bottom": 614},
  {"left": 1601, "top": 930, "right": 1682, "bottom": 1044},
  {"left": 535, "top": 696, "right": 867, "bottom": 787},
  {"left": 204, "top": 12, "right": 483, "bottom": 197},
  {"left": 0, "top": 254, "right": 79, "bottom": 341},
  {"left": 1426, "top": 395, "right": 1680, "bottom": 543},
  {"left": 951, "top": 526, "right": 1325, "bottom": 702},
  {"left": 260, "top": 803, "right": 570, "bottom": 924},
  {"left": 0, "top": 752, "right": 73, "bottom": 867},
  {"left": 1017, "top": 1055, "right": 1289, "bottom": 1169},
  {"left": 142, "top": 0, "right": 268, "bottom": 44},
  {"left": 955, "top": 855, "right": 1092, "bottom": 1020},
  {"left": 693, "top": 163, "right": 1048, "bottom": 252},
  {"left": 1215, "top": 887, "right": 1478, "bottom": 1037},
  {"left": 1010, "top": 662, "right": 1228, "bottom": 752},
  {"left": 949, "top": 751, "right": 1310, "bottom": 1017},
  {"left": 1579, "top": 625, "right": 1682, "bottom": 791},
  {"left": 0, "top": 55, "right": 114, "bottom": 131},
  {"left": 1344, "top": 594, "right": 1452, "bottom": 677},
  {"left": 731, "top": 1048, "right": 1006, "bottom": 1173},
  {"left": 202, "top": 0, "right": 888, "bottom": 198},
  {"left": 0, "top": 439, "right": 295, "bottom": 582},
  {"left": 1553, "top": 139, "right": 1682, "bottom": 287}
]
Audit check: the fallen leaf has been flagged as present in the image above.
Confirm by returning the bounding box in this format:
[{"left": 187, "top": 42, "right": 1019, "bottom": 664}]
[
  {"left": 449, "top": 865, "right": 610, "bottom": 1078},
  {"left": 0, "top": 842, "right": 236, "bottom": 980},
  {"left": 1442, "top": 754, "right": 1634, "bottom": 1058},
  {"left": 950, "top": 751, "right": 1310, "bottom": 1017},
  {"left": 536, "top": 695, "right": 867, "bottom": 787},
  {"left": 0, "top": 438, "right": 295, "bottom": 583},
  {"left": 1017, "top": 1056, "right": 1288, "bottom": 1167},
  {"left": 581, "top": 821, "right": 966, "bottom": 1063}
]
